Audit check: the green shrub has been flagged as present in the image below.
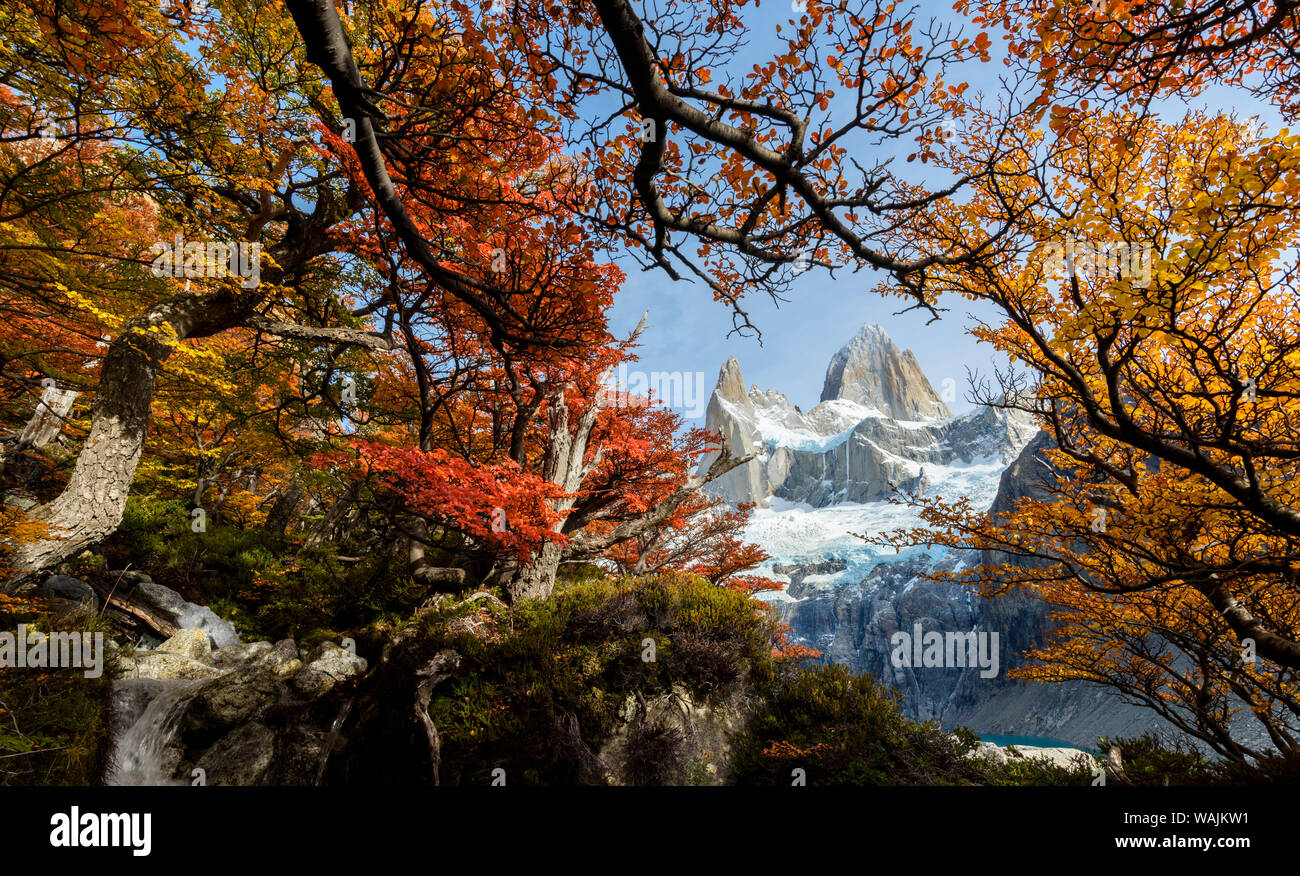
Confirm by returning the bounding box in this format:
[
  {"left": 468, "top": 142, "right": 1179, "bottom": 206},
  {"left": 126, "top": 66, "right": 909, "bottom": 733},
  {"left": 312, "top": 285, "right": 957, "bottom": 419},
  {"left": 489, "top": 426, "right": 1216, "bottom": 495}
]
[
  {"left": 0, "top": 595, "right": 116, "bottom": 785},
  {"left": 342, "top": 571, "right": 783, "bottom": 785},
  {"left": 101, "top": 493, "right": 418, "bottom": 640},
  {"left": 1092, "top": 733, "right": 1300, "bottom": 785},
  {"left": 729, "top": 663, "right": 994, "bottom": 786}
]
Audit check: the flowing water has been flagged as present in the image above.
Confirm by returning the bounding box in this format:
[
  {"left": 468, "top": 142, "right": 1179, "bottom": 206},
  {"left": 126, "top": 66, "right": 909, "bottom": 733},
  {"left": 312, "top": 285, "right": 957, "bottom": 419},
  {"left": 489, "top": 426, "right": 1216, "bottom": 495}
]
[
  {"left": 105, "top": 678, "right": 201, "bottom": 786},
  {"left": 314, "top": 698, "right": 354, "bottom": 786}
]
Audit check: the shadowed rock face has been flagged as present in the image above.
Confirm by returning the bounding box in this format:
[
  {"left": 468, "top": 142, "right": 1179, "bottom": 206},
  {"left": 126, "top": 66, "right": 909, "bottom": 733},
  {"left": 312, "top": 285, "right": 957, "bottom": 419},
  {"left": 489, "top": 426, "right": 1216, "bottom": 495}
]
[
  {"left": 774, "top": 431, "right": 1173, "bottom": 747},
  {"left": 766, "top": 405, "right": 1035, "bottom": 507},
  {"left": 820, "top": 323, "right": 951, "bottom": 421}
]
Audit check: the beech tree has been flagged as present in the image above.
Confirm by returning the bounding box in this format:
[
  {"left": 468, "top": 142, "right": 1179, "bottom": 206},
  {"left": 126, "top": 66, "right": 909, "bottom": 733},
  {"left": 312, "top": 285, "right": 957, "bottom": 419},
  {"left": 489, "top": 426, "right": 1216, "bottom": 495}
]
[
  {"left": 966, "top": 0, "right": 1300, "bottom": 118},
  {"left": 0, "top": 0, "right": 397, "bottom": 581},
  {"left": 319, "top": 327, "right": 752, "bottom": 600}
]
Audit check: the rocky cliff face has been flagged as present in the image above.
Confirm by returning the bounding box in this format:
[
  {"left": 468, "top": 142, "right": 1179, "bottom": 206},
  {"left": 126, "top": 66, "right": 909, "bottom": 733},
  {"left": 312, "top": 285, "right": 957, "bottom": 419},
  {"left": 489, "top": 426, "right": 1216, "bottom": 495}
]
[
  {"left": 820, "top": 323, "right": 951, "bottom": 420},
  {"left": 764, "top": 404, "right": 1036, "bottom": 507},
  {"left": 701, "top": 354, "right": 1035, "bottom": 508},
  {"left": 703, "top": 324, "right": 1170, "bottom": 748},
  {"left": 771, "top": 431, "right": 1170, "bottom": 746}
]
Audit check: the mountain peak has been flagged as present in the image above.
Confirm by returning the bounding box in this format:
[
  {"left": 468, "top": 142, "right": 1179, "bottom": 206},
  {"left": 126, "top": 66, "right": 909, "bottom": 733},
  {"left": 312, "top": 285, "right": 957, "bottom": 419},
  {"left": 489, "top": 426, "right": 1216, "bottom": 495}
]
[
  {"left": 714, "top": 357, "right": 749, "bottom": 405},
  {"left": 819, "top": 323, "right": 951, "bottom": 420}
]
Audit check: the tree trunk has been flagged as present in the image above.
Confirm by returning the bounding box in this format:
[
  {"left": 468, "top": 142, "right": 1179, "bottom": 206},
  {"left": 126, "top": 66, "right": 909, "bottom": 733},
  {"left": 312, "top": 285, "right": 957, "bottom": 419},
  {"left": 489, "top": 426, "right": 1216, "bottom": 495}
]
[
  {"left": 407, "top": 518, "right": 467, "bottom": 591},
  {"left": 16, "top": 385, "right": 79, "bottom": 450},
  {"left": 304, "top": 482, "right": 358, "bottom": 548},
  {"left": 3, "top": 286, "right": 257, "bottom": 589},
  {"left": 263, "top": 480, "right": 305, "bottom": 538},
  {"left": 506, "top": 540, "right": 564, "bottom": 603}
]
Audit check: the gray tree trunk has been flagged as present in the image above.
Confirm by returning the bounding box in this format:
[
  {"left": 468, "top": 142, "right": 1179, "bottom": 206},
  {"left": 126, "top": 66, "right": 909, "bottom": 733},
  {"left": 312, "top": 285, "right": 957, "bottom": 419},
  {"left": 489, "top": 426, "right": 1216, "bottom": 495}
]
[
  {"left": 16, "top": 385, "right": 79, "bottom": 450},
  {"left": 506, "top": 540, "right": 564, "bottom": 603}
]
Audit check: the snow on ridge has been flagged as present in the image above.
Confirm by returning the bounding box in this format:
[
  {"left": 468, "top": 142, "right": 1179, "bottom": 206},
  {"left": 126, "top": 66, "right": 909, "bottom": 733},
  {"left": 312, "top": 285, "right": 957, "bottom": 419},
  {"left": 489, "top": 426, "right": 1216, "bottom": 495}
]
[
  {"left": 744, "top": 390, "right": 1026, "bottom": 456},
  {"left": 708, "top": 364, "right": 1034, "bottom": 578},
  {"left": 742, "top": 452, "right": 1011, "bottom": 574}
]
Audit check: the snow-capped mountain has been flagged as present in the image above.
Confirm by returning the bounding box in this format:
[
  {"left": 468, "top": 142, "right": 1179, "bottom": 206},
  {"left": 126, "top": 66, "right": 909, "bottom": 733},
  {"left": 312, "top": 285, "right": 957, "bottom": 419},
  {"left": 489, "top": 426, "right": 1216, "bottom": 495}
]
[
  {"left": 700, "top": 323, "right": 1037, "bottom": 555},
  {"left": 701, "top": 323, "right": 1169, "bottom": 746}
]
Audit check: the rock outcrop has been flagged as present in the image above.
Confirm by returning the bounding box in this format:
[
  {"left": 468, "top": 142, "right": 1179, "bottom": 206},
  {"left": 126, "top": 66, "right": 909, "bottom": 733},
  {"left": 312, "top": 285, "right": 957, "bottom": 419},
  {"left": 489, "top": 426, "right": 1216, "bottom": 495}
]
[
  {"left": 820, "top": 323, "right": 951, "bottom": 420},
  {"left": 765, "top": 403, "right": 1035, "bottom": 507},
  {"left": 773, "top": 430, "right": 1173, "bottom": 747},
  {"left": 107, "top": 630, "right": 368, "bottom": 785},
  {"left": 699, "top": 350, "right": 1035, "bottom": 508},
  {"left": 700, "top": 359, "right": 768, "bottom": 505},
  {"left": 967, "top": 740, "right": 1097, "bottom": 771},
  {"left": 597, "top": 684, "right": 751, "bottom": 785}
]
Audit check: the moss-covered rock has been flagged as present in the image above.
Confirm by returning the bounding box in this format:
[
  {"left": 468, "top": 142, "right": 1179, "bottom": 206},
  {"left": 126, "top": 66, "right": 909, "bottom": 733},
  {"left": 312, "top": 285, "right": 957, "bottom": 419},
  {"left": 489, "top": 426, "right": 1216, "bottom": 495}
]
[{"left": 329, "top": 572, "right": 781, "bottom": 785}]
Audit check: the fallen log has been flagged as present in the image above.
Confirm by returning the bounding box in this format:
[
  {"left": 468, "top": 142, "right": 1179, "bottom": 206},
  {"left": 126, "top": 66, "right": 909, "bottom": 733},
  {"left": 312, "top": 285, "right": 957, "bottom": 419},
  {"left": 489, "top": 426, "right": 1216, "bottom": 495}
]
[{"left": 86, "top": 577, "right": 181, "bottom": 641}]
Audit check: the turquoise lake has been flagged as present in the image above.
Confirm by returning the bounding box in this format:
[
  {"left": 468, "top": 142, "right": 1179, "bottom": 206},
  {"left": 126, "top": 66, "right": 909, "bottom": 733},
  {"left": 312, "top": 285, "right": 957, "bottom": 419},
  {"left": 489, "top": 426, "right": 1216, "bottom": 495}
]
[{"left": 978, "top": 734, "right": 1080, "bottom": 749}]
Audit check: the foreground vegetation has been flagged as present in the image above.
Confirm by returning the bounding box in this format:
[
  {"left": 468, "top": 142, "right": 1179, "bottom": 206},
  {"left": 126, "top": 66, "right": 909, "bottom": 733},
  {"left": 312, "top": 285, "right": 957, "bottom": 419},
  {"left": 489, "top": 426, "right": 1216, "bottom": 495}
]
[{"left": 10, "top": 559, "right": 1300, "bottom": 786}]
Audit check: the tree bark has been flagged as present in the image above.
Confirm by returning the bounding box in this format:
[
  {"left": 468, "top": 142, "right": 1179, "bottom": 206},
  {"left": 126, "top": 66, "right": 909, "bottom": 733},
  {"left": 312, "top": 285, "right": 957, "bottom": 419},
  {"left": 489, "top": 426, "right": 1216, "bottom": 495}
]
[
  {"left": 16, "top": 385, "right": 79, "bottom": 450},
  {"left": 506, "top": 540, "right": 564, "bottom": 603},
  {"left": 263, "top": 480, "right": 305, "bottom": 538},
  {"left": 87, "top": 578, "right": 182, "bottom": 641},
  {"left": 407, "top": 519, "right": 467, "bottom": 591}
]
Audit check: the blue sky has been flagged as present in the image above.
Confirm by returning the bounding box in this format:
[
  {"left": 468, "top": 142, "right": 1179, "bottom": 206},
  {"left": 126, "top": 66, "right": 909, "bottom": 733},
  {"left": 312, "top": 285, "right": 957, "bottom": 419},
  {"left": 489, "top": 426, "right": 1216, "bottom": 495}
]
[{"left": 607, "top": 262, "right": 1010, "bottom": 418}]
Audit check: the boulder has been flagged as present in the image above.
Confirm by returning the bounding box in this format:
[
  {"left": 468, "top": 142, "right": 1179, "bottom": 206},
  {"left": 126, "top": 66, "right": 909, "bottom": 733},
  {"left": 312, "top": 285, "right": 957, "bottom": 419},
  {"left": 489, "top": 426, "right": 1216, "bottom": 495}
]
[
  {"left": 265, "top": 726, "right": 331, "bottom": 786},
  {"left": 212, "top": 640, "right": 272, "bottom": 667},
  {"left": 130, "top": 652, "right": 224, "bottom": 681},
  {"left": 254, "top": 639, "right": 303, "bottom": 678},
  {"left": 290, "top": 668, "right": 338, "bottom": 699},
  {"left": 597, "top": 683, "right": 750, "bottom": 785},
  {"left": 289, "top": 643, "right": 367, "bottom": 698},
  {"left": 38, "top": 575, "right": 96, "bottom": 605},
  {"left": 116, "top": 574, "right": 241, "bottom": 648},
  {"left": 108, "top": 640, "right": 138, "bottom": 676},
  {"left": 305, "top": 642, "right": 367, "bottom": 681},
  {"left": 182, "top": 666, "right": 282, "bottom": 742},
  {"left": 194, "top": 722, "right": 277, "bottom": 786},
  {"left": 106, "top": 569, "right": 154, "bottom": 587},
  {"left": 156, "top": 628, "right": 213, "bottom": 662}
]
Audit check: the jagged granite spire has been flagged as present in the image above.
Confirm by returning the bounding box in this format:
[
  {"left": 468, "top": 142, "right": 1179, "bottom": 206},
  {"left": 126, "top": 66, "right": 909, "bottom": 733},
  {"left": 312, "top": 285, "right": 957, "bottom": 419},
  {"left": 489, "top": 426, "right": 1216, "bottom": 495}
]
[
  {"left": 714, "top": 357, "right": 752, "bottom": 409},
  {"left": 819, "top": 323, "right": 951, "bottom": 421}
]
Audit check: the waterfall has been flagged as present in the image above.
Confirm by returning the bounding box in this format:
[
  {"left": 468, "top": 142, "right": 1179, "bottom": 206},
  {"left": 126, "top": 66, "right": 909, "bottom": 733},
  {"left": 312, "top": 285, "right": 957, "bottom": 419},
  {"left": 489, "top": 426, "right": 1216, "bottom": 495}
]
[
  {"left": 105, "top": 678, "right": 201, "bottom": 786},
  {"left": 313, "top": 698, "right": 354, "bottom": 786}
]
